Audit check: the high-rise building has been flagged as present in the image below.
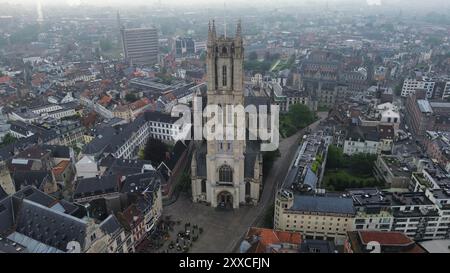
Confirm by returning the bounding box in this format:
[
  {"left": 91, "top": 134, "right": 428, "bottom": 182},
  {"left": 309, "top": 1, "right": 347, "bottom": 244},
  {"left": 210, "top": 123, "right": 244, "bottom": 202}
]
[
  {"left": 121, "top": 27, "right": 158, "bottom": 66},
  {"left": 191, "top": 21, "right": 263, "bottom": 209}
]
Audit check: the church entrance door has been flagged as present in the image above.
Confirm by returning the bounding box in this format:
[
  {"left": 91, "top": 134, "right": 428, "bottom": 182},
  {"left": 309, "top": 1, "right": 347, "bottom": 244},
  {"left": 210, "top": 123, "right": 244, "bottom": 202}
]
[{"left": 217, "top": 191, "right": 233, "bottom": 210}]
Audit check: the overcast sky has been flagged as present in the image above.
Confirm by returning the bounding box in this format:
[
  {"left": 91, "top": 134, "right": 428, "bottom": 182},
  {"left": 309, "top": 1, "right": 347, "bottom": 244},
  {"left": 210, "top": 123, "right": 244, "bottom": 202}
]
[{"left": 0, "top": 0, "right": 447, "bottom": 9}]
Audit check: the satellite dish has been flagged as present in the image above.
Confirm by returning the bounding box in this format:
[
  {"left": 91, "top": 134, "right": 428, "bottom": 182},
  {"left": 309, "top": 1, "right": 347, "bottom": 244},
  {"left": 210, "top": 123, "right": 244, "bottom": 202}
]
[{"left": 66, "top": 241, "right": 81, "bottom": 253}]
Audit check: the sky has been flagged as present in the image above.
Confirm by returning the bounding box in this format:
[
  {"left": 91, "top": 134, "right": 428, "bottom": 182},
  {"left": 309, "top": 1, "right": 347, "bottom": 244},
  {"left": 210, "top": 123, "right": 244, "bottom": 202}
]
[{"left": 0, "top": 0, "right": 447, "bottom": 9}]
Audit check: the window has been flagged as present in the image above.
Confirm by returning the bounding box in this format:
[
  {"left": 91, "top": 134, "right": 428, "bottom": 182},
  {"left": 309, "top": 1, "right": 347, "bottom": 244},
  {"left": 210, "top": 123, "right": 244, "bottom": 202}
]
[
  {"left": 201, "top": 179, "right": 206, "bottom": 194},
  {"left": 222, "top": 65, "right": 227, "bottom": 87},
  {"left": 245, "top": 182, "right": 251, "bottom": 196},
  {"left": 219, "top": 165, "right": 233, "bottom": 182}
]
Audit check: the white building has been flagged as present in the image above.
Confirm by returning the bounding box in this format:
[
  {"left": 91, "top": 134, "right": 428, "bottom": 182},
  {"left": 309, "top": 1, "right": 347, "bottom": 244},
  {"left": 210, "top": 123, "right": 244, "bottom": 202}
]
[
  {"left": 442, "top": 82, "right": 450, "bottom": 99},
  {"left": 401, "top": 77, "right": 436, "bottom": 98},
  {"left": 75, "top": 155, "right": 99, "bottom": 179},
  {"left": 377, "top": 102, "right": 401, "bottom": 131}
]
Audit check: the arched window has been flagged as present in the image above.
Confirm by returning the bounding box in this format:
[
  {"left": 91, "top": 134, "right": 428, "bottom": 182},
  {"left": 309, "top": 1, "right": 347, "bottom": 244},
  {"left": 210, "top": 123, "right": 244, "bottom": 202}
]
[
  {"left": 222, "top": 65, "right": 227, "bottom": 87},
  {"left": 219, "top": 165, "right": 233, "bottom": 183},
  {"left": 222, "top": 46, "right": 227, "bottom": 54},
  {"left": 201, "top": 179, "right": 206, "bottom": 193},
  {"left": 245, "top": 182, "right": 251, "bottom": 196}
]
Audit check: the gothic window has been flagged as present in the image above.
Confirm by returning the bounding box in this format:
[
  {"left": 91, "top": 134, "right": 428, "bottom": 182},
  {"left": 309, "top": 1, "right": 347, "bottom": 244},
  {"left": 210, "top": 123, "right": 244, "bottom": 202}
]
[
  {"left": 222, "top": 46, "right": 227, "bottom": 54},
  {"left": 245, "top": 182, "right": 251, "bottom": 196},
  {"left": 201, "top": 179, "right": 206, "bottom": 193},
  {"left": 222, "top": 65, "right": 227, "bottom": 87},
  {"left": 219, "top": 165, "right": 233, "bottom": 183}
]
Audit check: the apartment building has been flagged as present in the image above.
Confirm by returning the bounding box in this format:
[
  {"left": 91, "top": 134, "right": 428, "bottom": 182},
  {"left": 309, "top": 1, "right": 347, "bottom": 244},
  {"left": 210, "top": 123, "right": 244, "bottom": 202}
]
[
  {"left": 274, "top": 191, "right": 356, "bottom": 245},
  {"left": 401, "top": 77, "right": 436, "bottom": 98}
]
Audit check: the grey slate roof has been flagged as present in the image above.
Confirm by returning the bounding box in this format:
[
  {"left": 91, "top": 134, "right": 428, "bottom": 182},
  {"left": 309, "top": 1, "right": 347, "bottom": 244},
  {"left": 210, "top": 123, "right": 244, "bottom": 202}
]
[
  {"left": 290, "top": 194, "right": 356, "bottom": 215},
  {"left": 84, "top": 114, "right": 149, "bottom": 155},
  {"left": 12, "top": 171, "right": 52, "bottom": 192},
  {"left": 346, "top": 125, "right": 380, "bottom": 142},
  {"left": 73, "top": 175, "right": 119, "bottom": 200},
  {"left": 144, "top": 111, "right": 179, "bottom": 124},
  {"left": 99, "top": 214, "right": 122, "bottom": 236},
  {"left": 102, "top": 157, "right": 153, "bottom": 176},
  {"left": 14, "top": 199, "right": 87, "bottom": 251},
  {"left": 14, "top": 186, "right": 56, "bottom": 208},
  {"left": 120, "top": 171, "right": 162, "bottom": 194},
  {"left": 42, "top": 145, "right": 71, "bottom": 158}
]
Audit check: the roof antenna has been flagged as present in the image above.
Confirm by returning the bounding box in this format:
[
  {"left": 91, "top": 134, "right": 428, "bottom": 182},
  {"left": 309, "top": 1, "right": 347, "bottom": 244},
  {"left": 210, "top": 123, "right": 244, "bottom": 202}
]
[{"left": 223, "top": 2, "right": 227, "bottom": 38}]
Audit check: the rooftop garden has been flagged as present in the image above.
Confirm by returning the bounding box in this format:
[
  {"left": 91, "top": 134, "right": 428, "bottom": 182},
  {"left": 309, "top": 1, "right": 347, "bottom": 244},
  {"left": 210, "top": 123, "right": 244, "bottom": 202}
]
[{"left": 412, "top": 172, "right": 433, "bottom": 188}]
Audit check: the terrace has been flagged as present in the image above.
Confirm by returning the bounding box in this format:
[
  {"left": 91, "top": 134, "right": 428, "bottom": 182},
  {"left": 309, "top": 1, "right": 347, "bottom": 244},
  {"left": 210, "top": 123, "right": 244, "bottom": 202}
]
[{"left": 412, "top": 172, "right": 433, "bottom": 189}]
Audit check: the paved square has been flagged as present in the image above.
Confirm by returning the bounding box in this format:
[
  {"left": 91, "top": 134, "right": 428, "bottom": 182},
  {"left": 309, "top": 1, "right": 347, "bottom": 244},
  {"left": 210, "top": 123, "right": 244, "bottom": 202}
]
[{"left": 163, "top": 195, "right": 257, "bottom": 253}]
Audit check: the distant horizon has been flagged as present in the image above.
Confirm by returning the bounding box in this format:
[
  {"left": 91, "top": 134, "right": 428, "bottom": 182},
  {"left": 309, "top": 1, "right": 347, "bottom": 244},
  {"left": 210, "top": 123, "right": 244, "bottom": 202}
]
[{"left": 0, "top": 0, "right": 448, "bottom": 9}]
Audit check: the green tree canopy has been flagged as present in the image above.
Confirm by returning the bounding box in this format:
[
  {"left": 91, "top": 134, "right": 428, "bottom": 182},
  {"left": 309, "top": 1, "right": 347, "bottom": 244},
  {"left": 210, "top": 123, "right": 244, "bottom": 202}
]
[
  {"left": 125, "top": 93, "right": 138, "bottom": 103},
  {"left": 0, "top": 133, "right": 16, "bottom": 148}
]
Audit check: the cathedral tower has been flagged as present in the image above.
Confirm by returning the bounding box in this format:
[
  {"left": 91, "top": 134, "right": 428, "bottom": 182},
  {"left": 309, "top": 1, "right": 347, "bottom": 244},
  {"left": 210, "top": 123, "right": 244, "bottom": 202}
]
[{"left": 191, "top": 20, "right": 262, "bottom": 210}]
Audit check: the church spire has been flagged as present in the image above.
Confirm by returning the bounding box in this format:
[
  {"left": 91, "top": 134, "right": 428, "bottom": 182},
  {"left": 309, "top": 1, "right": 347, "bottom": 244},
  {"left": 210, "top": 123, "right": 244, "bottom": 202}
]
[
  {"left": 236, "top": 19, "right": 242, "bottom": 38},
  {"left": 208, "top": 20, "right": 217, "bottom": 45},
  {"left": 235, "top": 19, "right": 242, "bottom": 46},
  {"left": 212, "top": 19, "right": 217, "bottom": 39}
]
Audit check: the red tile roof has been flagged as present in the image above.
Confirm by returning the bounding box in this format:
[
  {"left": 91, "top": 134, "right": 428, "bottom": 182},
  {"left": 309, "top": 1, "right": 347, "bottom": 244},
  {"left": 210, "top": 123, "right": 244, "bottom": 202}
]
[
  {"left": 98, "top": 95, "right": 112, "bottom": 106},
  {"left": 0, "top": 76, "right": 11, "bottom": 84},
  {"left": 359, "top": 231, "right": 413, "bottom": 246},
  {"left": 130, "top": 98, "right": 150, "bottom": 111},
  {"left": 52, "top": 160, "right": 71, "bottom": 176},
  {"left": 245, "top": 227, "right": 302, "bottom": 253}
]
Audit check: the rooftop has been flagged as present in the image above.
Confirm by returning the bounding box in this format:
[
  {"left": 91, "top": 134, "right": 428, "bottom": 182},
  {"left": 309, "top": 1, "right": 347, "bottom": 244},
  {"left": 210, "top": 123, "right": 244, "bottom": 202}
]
[
  {"left": 347, "top": 231, "right": 425, "bottom": 253},
  {"left": 288, "top": 194, "right": 356, "bottom": 216}
]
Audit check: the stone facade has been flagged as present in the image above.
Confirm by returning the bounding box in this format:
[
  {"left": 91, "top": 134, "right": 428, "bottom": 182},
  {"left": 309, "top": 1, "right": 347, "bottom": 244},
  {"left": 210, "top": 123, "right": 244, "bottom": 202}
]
[{"left": 191, "top": 21, "right": 262, "bottom": 209}]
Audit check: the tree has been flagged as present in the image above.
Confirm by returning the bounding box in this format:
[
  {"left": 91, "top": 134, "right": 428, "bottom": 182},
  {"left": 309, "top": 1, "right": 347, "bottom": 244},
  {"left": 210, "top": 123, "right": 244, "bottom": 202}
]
[
  {"left": 279, "top": 104, "right": 316, "bottom": 137},
  {"left": 287, "top": 104, "right": 315, "bottom": 129},
  {"left": 249, "top": 51, "right": 258, "bottom": 61},
  {"left": 395, "top": 81, "right": 403, "bottom": 96},
  {"left": 143, "top": 138, "right": 169, "bottom": 166},
  {"left": 125, "top": 93, "right": 138, "bottom": 103},
  {"left": 0, "top": 133, "right": 16, "bottom": 148},
  {"left": 326, "top": 145, "right": 345, "bottom": 169}
]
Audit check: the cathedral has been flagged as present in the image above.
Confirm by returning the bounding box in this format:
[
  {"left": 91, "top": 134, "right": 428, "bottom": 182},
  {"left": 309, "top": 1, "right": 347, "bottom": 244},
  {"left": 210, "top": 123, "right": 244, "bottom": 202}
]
[{"left": 191, "top": 21, "right": 263, "bottom": 209}]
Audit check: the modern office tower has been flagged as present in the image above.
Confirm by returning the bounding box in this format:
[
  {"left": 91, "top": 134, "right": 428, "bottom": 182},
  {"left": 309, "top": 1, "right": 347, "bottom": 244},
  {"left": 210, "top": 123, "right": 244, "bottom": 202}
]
[{"left": 121, "top": 27, "right": 158, "bottom": 66}]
